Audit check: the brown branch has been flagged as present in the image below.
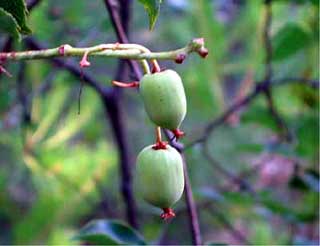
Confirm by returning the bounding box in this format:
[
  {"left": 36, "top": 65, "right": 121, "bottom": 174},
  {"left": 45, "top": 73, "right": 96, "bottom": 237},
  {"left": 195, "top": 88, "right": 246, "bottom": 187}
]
[
  {"left": 102, "top": 0, "right": 138, "bottom": 229},
  {"left": 262, "top": 0, "right": 292, "bottom": 142},
  {"left": 181, "top": 154, "right": 202, "bottom": 245},
  {"left": 163, "top": 131, "right": 202, "bottom": 245},
  {"left": 202, "top": 142, "right": 256, "bottom": 196},
  {"left": 208, "top": 204, "right": 250, "bottom": 244},
  {"left": 263, "top": 0, "right": 273, "bottom": 83},
  {"left": 103, "top": 0, "right": 142, "bottom": 80}
]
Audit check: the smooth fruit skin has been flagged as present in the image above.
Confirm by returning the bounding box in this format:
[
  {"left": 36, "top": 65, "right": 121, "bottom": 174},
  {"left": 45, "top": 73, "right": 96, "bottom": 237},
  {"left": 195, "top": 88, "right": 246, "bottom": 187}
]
[
  {"left": 135, "top": 145, "right": 185, "bottom": 209},
  {"left": 140, "top": 70, "right": 187, "bottom": 130}
]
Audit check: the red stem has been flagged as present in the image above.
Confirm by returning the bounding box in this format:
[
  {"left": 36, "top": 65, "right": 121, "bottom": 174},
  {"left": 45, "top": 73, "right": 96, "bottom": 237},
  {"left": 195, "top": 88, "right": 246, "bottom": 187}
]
[{"left": 112, "top": 80, "right": 139, "bottom": 88}]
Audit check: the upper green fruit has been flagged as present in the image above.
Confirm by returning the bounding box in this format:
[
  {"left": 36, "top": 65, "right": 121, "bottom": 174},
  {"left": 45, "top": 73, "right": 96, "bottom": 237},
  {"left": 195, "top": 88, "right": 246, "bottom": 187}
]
[
  {"left": 135, "top": 145, "right": 185, "bottom": 209},
  {"left": 140, "top": 70, "right": 187, "bottom": 130}
]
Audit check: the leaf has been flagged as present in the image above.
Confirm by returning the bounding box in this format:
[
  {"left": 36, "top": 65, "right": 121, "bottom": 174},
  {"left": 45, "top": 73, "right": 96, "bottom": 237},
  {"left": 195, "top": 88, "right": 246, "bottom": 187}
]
[
  {"left": 0, "top": 7, "right": 20, "bottom": 39},
  {"left": 138, "top": 0, "right": 162, "bottom": 30},
  {"left": 272, "top": 23, "right": 311, "bottom": 61},
  {"left": 273, "top": 0, "right": 319, "bottom": 5},
  {"left": 0, "top": 0, "right": 31, "bottom": 35},
  {"left": 73, "top": 219, "right": 146, "bottom": 245}
]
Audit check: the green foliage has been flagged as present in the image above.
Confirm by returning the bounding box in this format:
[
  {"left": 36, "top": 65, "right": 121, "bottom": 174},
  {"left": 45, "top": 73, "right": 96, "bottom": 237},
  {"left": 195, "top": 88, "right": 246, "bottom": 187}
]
[
  {"left": 138, "top": 0, "right": 162, "bottom": 30},
  {"left": 73, "top": 219, "right": 146, "bottom": 245},
  {"left": 0, "top": 8, "right": 20, "bottom": 39},
  {"left": 0, "top": 0, "right": 31, "bottom": 38},
  {"left": 272, "top": 23, "right": 311, "bottom": 60}
]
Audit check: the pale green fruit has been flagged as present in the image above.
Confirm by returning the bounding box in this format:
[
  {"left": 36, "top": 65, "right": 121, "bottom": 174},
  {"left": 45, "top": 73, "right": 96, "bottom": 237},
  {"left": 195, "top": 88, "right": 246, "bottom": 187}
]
[
  {"left": 140, "top": 70, "right": 187, "bottom": 130},
  {"left": 135, "top": 145, "right": 185, "bottom": 209}
]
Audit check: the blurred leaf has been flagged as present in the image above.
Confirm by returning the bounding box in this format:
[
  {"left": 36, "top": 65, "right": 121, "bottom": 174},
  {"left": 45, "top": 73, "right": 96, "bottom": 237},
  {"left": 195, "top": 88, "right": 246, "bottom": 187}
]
[
  {"left": 138, "top": 0, "right": 162, "bottom": 30},
  {"left": 289, "top": 175, "right": 310, "bottom": 190},
  {"left": 0, "top": 7, "right": 20, "bottom": 39},
  {"left": 250, "top": 221, "right": 273, "bottom": 245},
  {"left": 273, "top": 0, "right": 314, "bottom": 4},
  {"left": 289, "top": 169, "right": 320, "bottom": 192},
  {"left": 272, "top": 23, "right": 311, "bottom": 61},
  {"left": 0, "top": 0, "right": 31, "bottom": 35},
  {"left": 73, "top": 219, "right": 146, "bottom": 245}
]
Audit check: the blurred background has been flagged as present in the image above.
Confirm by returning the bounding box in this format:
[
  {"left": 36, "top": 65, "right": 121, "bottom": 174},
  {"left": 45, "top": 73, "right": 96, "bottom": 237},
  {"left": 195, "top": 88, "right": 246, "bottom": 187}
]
[{"left": 0, "top": 0, "right": 319, "bottom": 245}]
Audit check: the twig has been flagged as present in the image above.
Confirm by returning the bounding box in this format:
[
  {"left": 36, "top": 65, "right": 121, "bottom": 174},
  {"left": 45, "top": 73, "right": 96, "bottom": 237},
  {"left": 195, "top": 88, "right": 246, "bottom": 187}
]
[
  {"left": 24, "top": 38, "right": 110, "bottom": 95},
  {"left": 103, "top": 0, "right": 142, "bottom": 80},
  {"left": 263, "top": 0, "right": 273, "bottom": 83},
  {"left": 262, "top": 0, "right": 292, "bottom": 142},
  {"left": 163, "top": 131, "right": 202, "bottom": 245},
  {"left": 181, "top": 154, "right": 202, "bottom": 245},
  {"left": 0, "top": 39, "right": 206, "bottom": 62},
  {"left": 202, "top": 142, "right": 256, "bottom": 195},
  {"left": 273, "top": 77, "right": 319, "bottom": 88},
  {"left": 208, "top": 204, "right": 250, "bottom": 244}
]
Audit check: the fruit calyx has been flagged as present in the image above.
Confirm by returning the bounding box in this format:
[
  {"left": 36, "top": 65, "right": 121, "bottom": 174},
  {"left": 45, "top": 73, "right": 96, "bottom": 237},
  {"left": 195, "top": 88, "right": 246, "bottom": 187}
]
[
  {"left": 161, "top": 208, "right": 176, "bottom": 220},
  {"left": 171, "top": 129, "right": 185, "bottom": 139},
  {"left": 152, "top": 141, "right": 168, "bottom": 150}
]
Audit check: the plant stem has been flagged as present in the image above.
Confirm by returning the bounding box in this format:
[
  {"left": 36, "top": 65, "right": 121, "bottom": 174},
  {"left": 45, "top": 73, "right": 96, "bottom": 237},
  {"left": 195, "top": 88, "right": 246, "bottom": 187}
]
[
  {"left": 0, "top": 39, "right": 207, "bottom": 62},
  {"left": 156, "top": 127, "right": 162, "bottom": 143}
]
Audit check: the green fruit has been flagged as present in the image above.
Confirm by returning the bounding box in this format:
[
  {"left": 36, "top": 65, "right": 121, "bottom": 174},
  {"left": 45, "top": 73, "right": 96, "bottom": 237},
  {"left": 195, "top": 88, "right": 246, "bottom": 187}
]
[
  {"left": 135, "top": 145, "right": 184, "bottom": 209},
  {"left": 140, "top": 69, "right": 187, "bottom": 130}
]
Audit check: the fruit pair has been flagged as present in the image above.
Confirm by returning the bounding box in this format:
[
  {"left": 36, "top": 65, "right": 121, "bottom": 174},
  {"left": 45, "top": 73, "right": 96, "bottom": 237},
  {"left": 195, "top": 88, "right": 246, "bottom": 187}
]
[
  {"left": 135, "top": 69, "right": 187, "bottom": 219},
  {"left": 113, "top": 68, "right": 187, "bottom": 219}
]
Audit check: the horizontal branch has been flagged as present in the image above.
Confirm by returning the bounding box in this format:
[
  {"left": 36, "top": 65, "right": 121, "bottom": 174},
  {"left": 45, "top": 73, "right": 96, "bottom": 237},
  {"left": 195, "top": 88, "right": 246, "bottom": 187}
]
[
  {"left": 25, "top": 38, "right": 110, "bottom": 95},
  {"left": 0, "top": 38, "right": 207, "bottom": 62}
]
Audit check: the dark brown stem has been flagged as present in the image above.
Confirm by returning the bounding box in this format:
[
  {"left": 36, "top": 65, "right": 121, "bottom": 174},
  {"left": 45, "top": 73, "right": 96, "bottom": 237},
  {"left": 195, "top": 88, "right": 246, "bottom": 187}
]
[
  {"left": 102, "top": 0, "right": 139, "bottom": 229},
  {"left": 102, "top": 91, "right": 138, "bottom": 228},
  {"left": 263, "top": 0, "right": 273, "bottom": 83},
  {"left": 164, "top": 130, "right": 202, "bottom": 245},
  {"left": 262, "top": 0, "right": 292, "bottom": 142},
  {"left": 103, "top": 0, "right": 142, "bottom": 80},
  {"left": 181, "top": 155, "right": 202, "bottom": 245}
]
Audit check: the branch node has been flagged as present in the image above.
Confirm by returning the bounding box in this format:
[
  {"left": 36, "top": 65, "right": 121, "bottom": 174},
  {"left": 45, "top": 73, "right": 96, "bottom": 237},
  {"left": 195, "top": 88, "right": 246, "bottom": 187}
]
[
  {"left": 58, "top": 44, "right": 72, "bottom": 56},
  {"left": 175, "top": 53, "right": 187, "bottom": 64}
]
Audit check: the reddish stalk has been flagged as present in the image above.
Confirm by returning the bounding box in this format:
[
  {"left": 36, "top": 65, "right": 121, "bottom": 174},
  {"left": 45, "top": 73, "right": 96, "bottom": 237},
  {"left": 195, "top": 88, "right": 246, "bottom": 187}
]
[
  {"left": 112, "top": 80, "right": 139, "bottom": 88},
  {"left": 153, "top": 127, "right": 167, "bottom": 150}
]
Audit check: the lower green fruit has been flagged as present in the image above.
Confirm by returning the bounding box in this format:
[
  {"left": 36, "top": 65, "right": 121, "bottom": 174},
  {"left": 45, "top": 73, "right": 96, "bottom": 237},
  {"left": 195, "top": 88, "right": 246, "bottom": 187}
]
[{"left": 135, "top": 145, "right": 185, "bottom": 213}]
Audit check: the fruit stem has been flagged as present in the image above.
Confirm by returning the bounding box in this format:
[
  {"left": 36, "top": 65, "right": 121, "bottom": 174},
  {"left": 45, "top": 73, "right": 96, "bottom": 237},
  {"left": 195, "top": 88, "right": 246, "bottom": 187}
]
[
  {"left": 152, "top": 127, "right": 167, "bottom": 150},
  {"left": 112, "top": 80, "right": 139, "bottom": 88},
  {"left": 156, "top": 126, "right": 162, "bottom": 142},
  {"left": 151, "top": 59, "right": 161, "bottom": 73},
  {"left": 79, "top": 50, "right": 91, "bottom": 68}
]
